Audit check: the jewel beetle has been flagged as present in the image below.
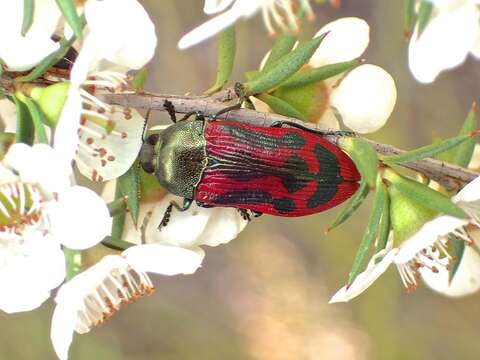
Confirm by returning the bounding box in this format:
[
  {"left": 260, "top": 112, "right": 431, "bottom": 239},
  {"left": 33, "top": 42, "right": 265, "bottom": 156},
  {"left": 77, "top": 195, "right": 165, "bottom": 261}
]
[{"left": 139, "top": 102, "right": 361, "bottom": 227}]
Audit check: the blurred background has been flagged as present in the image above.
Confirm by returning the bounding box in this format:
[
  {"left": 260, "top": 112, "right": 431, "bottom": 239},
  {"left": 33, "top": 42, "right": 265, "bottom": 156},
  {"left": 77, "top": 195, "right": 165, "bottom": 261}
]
[{"left": 2, "top": 1, "right": 480, "bottom": 359}]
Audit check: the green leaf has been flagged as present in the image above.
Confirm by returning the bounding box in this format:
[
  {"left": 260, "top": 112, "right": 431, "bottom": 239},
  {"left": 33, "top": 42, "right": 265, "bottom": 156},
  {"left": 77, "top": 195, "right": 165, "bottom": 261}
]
[
  {"left": 118, "top": 161, "right": 140, "bottom": 225},
  {"left": 328, "top": 180, "right": 369, "bottom": 231},
  {"left": 17, "top": 37, "right": 75, "bottom": 82},
  {"left": 21, "top": 0, "right": 35, "bottom": 36},
  {"left": 416, "top": 0, "right": 433, "bottom": 38},
  {"left": 55, "top": 0, "right": 83, "bottom": 39},
  {"left": 453, "top": 102, "right": 477, "bottom": 167},
  {"left": 244, "top": 33, "right": 327, "bottom": 95},
  {"left": 348, "top": 175, "right": 387, "bottom": 285},
  {"left": 255, "top": 93, "right": 306, "bottom": 120},
  {"left": 339, "top": 137, "right": 378, "bottom": 188},
  {"left": 383, "top": 169, "right": 467, "bottom": 219},
  {"left": 205, "top": 26, "right": 236, "bottom": 94},
  {"left": 22, "top": 97, "right": 49, "bottom": 144},
  {"left": 262, "top": 33, "right": 297, "bottom": 73},
  {"left": 13, "top": 97, "right": 35, "bottom": 145},
  {"left": 111, "top": 182, "right": 126, "bottom": 241},
  {"left": 404, "top": 0, "right": 415, "bottom": 39},
  {"left": 376, "top": 189, "right": 391, "bottom": 252},
  {"left": 131, "top": 68, "right": 148, "bottom": 92},
  {"left": 383, "top": 133, "right": 476, "bottom": 165},
  {"left": 433, "top": 136, "right": 455, "bottom": 163},
  {"left": 281, "top": 59, "right": 360, "bottom": 88},
  {"left": 64, "top": 248, "right": 82, "bottom": 280},
  {"left": 101, "top": 236, "right": 134, "bottom": 251},
  {"left": 448, "top": 234, "right": 466, "bottom": 283}
]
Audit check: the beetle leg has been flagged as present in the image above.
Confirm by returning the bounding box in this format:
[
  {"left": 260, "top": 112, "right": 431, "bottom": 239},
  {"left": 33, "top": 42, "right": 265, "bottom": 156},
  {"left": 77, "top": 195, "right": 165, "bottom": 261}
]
[
  {"left": 237, "top": 208, "right": 251, "bottom": 221},
  {"left": 163, "top": 100, "right": 177, "bottom": 123},
  {"left": 157, "top": 199, "right": 194, "bottom": 231}
]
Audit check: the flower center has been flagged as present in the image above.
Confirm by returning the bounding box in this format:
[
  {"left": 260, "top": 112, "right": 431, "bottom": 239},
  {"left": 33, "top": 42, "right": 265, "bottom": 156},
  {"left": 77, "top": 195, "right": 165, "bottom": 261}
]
[
  {"left": 0, "top": 182, "right": 44, "bottom": 235},
  {"left": 75, "top": 265, "right": 154, "bottom": 334},
  {"left": 396, "top": 238, "right": 451, "bottom": 291}
]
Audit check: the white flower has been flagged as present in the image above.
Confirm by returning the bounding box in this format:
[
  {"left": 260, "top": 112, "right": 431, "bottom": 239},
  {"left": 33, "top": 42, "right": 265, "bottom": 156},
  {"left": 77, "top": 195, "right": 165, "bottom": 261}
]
[
  {"left": 178, "top": 0, "right": 314, "bottom": 49},
  {"left": 256, "top": 18, "right": 397, "bottom": 133},
  {"left": 420, "top": 229, "right": 480, "bottom": 297},
  {"left": 55, "top": 0, "right": 156, "bottom": 179},
  {"left": 408, "top": 0, "right": 480, "bottom": 83},
  {"left": 0, "top": 0, "right": 61, "bottom": 71},
  {"left": 0, "top": 143, "right": 111, "bottom": 313},
  {"left": 51, "top": 246, "right": 202, "bottom": 360},
  {"left": 330, "top": 176, "right": 480, "bottom": 302}
]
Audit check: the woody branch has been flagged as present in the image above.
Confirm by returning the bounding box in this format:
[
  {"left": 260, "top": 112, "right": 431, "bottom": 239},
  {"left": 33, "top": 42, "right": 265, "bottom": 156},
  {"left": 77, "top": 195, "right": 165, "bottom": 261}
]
[{"left": 99, "top": 90, "right": 478, "bottom": 191}]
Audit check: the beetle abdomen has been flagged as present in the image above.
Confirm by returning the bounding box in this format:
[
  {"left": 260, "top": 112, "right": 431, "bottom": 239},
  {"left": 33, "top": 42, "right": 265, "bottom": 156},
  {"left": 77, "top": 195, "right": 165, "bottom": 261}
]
[{"left": 195, "top": 121, "right": 360, "bottom": 217}]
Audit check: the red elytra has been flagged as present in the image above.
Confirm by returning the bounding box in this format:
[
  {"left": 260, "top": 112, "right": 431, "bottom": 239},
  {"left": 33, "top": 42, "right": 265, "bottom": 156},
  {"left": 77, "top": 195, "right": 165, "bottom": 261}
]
[{"left": 195, "top": 120, "right": 361, "bottom": 216}]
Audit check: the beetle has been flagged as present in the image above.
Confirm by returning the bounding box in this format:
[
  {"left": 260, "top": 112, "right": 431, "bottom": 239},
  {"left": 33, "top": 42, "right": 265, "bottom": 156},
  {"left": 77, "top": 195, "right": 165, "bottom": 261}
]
[{"left": 139, "top": 101, "right": 361, "bottom": 228}]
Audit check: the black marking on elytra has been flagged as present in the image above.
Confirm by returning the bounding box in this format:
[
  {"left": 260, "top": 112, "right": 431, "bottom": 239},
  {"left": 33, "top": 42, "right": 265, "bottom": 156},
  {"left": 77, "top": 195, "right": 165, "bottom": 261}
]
[
  {"left": 306, "top": 144, "right": 342, "bottom": 208},
  {"left": 211, "top": 190, "right": 296, "bottom": 214},
  {"left": 281, "top": 154, "right": 309, "bottom": 193},
  {"left": 220, "top": 124, "right": 306, "bottom": 151}
]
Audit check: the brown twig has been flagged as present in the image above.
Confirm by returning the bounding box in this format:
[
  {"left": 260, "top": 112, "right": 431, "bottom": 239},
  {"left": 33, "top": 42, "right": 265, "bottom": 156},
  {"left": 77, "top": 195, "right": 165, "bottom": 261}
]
[{"left": 99, "top": 90, "right": 478, "bottom": 191}]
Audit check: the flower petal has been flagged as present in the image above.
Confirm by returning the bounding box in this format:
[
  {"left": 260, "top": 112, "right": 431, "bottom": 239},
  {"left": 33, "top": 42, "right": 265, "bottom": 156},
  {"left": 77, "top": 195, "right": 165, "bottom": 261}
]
[
  {"left": 408, "top": 4, "right": 480, "bottom": 83},
  {"left": 3, "top": 143, "right": 71, "bottom": 193},
  {"left": 123, "top": 244, "right": 203, "bottom": 275},
  {"left": 330, "top": 64, "right": 396, "bottom": 133},
  {"left": 76, "top": 105, "right": 144, "bottom": 181},
  {"left": 48, "top": 186, "right": 111, "bottom": 249},
  {"left": 51, "top": 301, "right": 77, "bottom": 360},
  {"left": 452, "top": 176, "right": 480, "bottom": 203},
  {"left": 420, "top": 234, "right": 480, "bottom": 297},
  {"left": 197, "top": 208, "right": 248, "bottom": 247},
  {"left": 204, "top": 0, "right": 235, "bottom": 14},
  {"left": 329, "top": 248, "right": 398, "bottom": 303},
  {"left": 310, "top": 17, "right": 370, "bottom": 67},
  {"left": 394, "top": 216, "right": 468, "bottom": 264},
  {"left": 178, "top": 2, "right": 259, "bottom": 49}
]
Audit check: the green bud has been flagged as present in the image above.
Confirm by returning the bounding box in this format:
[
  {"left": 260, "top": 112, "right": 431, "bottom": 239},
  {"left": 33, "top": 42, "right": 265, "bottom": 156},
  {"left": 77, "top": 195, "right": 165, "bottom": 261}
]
[
  {"left": 389, "top": 185, "right": 437, "bottom": 244},
  {"left": 30, "top": 82, "right": 70, "bottom": 127},
  {"left": 339, "top": 137, "right": 378, "bottom": 188}
]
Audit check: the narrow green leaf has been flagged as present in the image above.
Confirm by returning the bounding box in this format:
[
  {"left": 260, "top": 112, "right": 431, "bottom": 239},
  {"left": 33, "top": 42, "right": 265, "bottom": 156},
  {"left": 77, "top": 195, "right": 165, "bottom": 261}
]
[
  {"left": 22, "top": 97, "right": 49, "bottom": 144},
  {"left": 111, "top": 182, "right": 126, "bottom": 241},
  {"left": 433, "top": 136, "right": 455, "bottom": 163},
  {"left": 13, "top": 97, "right": 35, "bottom": 145},
  {"left": 64, "top": 248, "right": 82, "bottom": 280},
  {"left": 255, "top": 93, "right": 306, "bottom": 120},
  {"left": 348, "top": 175, "right": 386, "bottom": 284},
  {"left": 262, "top": 33, "right": 297, "bottom": 73},
  {"left": 17, "top": 38, "right": 74, "bottom": 82},
  {"left": 118, "top": 161, "right": 140, "bottom": 225},
  {"left": 101, "top": 236, "right": 134, "bottom": 251},
  {"left": 281, "top": 59, "right": 360, "bottom": 88},
  {"left": 448, "top": 234, "right": 466, "bottom": 283},
  {"left": 55, "top": 0, "right": 83, "bottom": 39},
  {"left": 328, "top": 180, "right": 369, "bottom": 231},
  {"left": 416, "top": 0, "right": 433, "bottom": 38},
  {"left": 376, "top": 188, "right": 391, "bottom": 252},
  {"left": 131, "top": 68, "right": 148, "bottom": 92},
  {"left": 339, "top": 137, "right": 378, "bottom": 188},
  {"left": 384, "top": 169, "right": 467, "bottom": 219},
  {"left": 205, "top": 26, "right": 236, "bottom": 94},
  {"left": 22, "top": 0, "right": 35, "bottom": 36},
  {"left": 244, "top": 33, "right": 328, "bottom": 95},
  {"left": 453, "top": 102, "right": 477, "bottom": 167},
  {"left": 404, "top": 0, "right": 415, "bottom": 39},
  {"left": 383, "top": 133, "right": 475, "bottom": 165}
]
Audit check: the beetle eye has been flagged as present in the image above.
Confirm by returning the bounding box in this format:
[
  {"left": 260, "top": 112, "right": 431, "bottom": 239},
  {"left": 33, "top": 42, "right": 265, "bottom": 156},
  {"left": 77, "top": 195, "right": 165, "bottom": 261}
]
[
  {"left": 141, "top": 161, "right": 155, "bottom": 173},
  {"left": 146, "top": 133, "right": 160, "bottom": 145}
]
